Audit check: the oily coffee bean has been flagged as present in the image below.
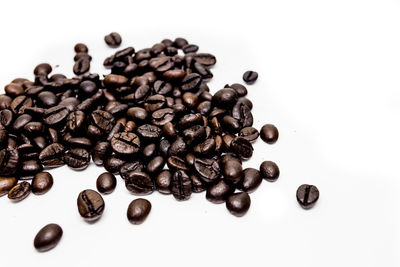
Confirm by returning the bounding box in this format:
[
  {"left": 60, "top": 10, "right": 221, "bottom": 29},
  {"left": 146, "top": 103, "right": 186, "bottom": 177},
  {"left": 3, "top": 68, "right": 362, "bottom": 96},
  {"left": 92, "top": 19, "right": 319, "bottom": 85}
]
[
  {"left": 38, "top": 91, "right": 57, "bottom": 107},
  {"left": 134, "top": 85, "right": 151, "bottom": 104},
  {"left": 151, "top": 43, "right": 165, "bottom": 55},
  {"left": 34, "top": 63, "right": 52, "bottom": 75},
  {"left": 142, "top": 143, "right": 157, "bottom": 160},
  {"left": 159, "top": 139, "right": 171, "bottom": 158},
  {"left": 32, "top": 172, "right": 53, "bottom": 195},
  {"left": 163, "top": 69, "right": 186, "bottom": 81},
  {"left": 79, "top": 80, "right": 98, "bottom": 96},
  {"left": 127, "top": 198, "right": 151, "bottom": 225},
  {"left": 260, "top": 124, "right": 279, "bottom": 144},
  {"left": 242, "top": 71, "right": 258, "bottom": 84},
  {"left": 190, "top": 174, "right": 205, "bottom": 193},
  {"left": 146, "top": 156, "right": 165, "bottom": 174},
  {"left": 238, "top": 168, "right": 262, "bottom": 193},
  {"left": 183, "top": 125, "right": 206, "bottom": 145},
  {"left": 104, "top": 32, "right": 122, "bottom": 47},
  {"left": 221, "top": 115, "right": 241, "bottom": 133},
  {"left": 11, "top": 95, "right": 33, "bottom": 114},
  {"left": 168, "top": 137, "right": 187, "bottom": 156},
  {"left": 19, "top": 160, "right": 42, "bottom": 179},
  {"left": 92, "top": 142, "right": 110, "bottom": 166},
  {"left": 74, "top": 43, "right": 88, "bottom": 53},
  {"left": 144, "top": 94, "right": 166, "bottom": 112},
  {"left": 171, "top": 170, "right": 192, "bottom": 201},
  {"left": 173, "top": 37, "right": 188, "bottom": 48},
  {"left": 91, "top": 110, "right": 115, "bottom": 133},
  {"left": 167, "top": 156, "right": 189, "bottom": 171},
  {"left": 231, "top": 137, "right": 253, "bottom": 159},
  {"left": 111, "top": 132, "right": 140, "bottom": 155},
  {"left": 0, "top": 95, "right": 12, "bottom": 109},
  {"left": 229, "top": 83, "right": 248, "bottom": 96},
  {"left": 193, "top": 158, "right": 220, "bottom": 183},
  {"left": 149, "top": 56, "right": 174, "bottom": 72},
  {"left": 77, "top": 189, "right": 105, "bottom": 222},
  {"left": 64, "top": 148, "right": 90, "bottom": 170},
  {"left": 206, "top": 180, "right": 234, "bottom": 204},
  {"left": 23, "top": 122, "right": 43, "bottom": 135},
  {"left": 182, "top": 92, "right": 198, "bottom": 108},
  {"left": 0, "top": 148, "right": 19, "bottom": 176},
  {"left": 73, "top": 57, "right": 90, "bottom": 75},
  {"left": 13, "top": 114, "right": 32, "bottom": 131},
  {"left": 96, "top": 172, "right": 117, "bottom": 194},
  {"left": 222, "top": 156, "right": 243, "bottom": 184},
  {"left": 232, "top": 102, "right": 253, "bottom": 127},
  {"left": 119, "top": 161, "right": 145, "bottom": 179},
  {"left": 43, "top": 105, "right": 69, "bottom": 126},
  {"left": 296, "top": 184, "right": 319, "bottom": 209},
  {"left": 8, "top": 181, "right": 31, "bottom": 201},
  {"left": 137, "top": 124, "right": 161, "bottom": 141},
  {"left": 239, "top": 127, "right": 259, "bottom": 142},
  {"left": 0, "top": 109, "right": 13, "bottom": 127},
  {"left": 67, "top": 111, "right": 86, "bottom": 133},
  {"left": 127, "top": 107, "right": 148, "bottom": 122},
  {"left": 162, "top": 122, "right": 177, "bottom": 139},
  {"left": 39, "top": 143, "right": 65, "bottom": 168},
  {"left": 181, "top": 73, "right": 202, "bottom": 91},
  {"left": 156, "top": 170, "right": 172, "bottom": 194},
  {"left": 212, "top": 88, "right": 238, "bottom": 108},
  {"left": 226, "top": 192, "right": 251, "bottom": 217},
  {"left": 104, "top": 155, "right": 126, "bottom": 173},
  {"left": 178, "top": 113, "right": 203, "bottom": 129},
  {"left": 153, "top": 80, "right": 173, "bottom": 95},
  {"left": 0, "top": 177, "right": 18, "bottom": 196},
  {"left": 34, "top": 224, "right": 63, "bottom": 252},
  {"left": 103, "top": 74, "right": 128, "bottom": 88},
  {"left": 125, "top": 171, "right": 154, "bottom": 195},
  {"left": 260, "top": 161, "right": 280, "bottom": 181}
]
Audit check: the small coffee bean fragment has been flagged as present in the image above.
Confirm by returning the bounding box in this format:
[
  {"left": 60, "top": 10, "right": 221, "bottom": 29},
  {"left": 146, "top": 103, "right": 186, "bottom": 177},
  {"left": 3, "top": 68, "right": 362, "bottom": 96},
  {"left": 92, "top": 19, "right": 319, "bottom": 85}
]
[
  {"left": 296, "top": 184, "right": 319, "bottom": 209},
  {"left": 260, "top": 161, "right": 280, "bottom": 182},
  {"left": 34, "top": 224, "right": 63, "bottom": 252},
  {"left": 127, "top": 198, "right": 151, "bottom": 225},
  {"left": 226, "top": 192, "right": 251, "bottom": 217},
  {"left": 32, "top": 172, "right": 53, "bottom": 195},
  {"left": 260, "top": 124, "right": 279, "bottom": 144},
  {"left": 96, "top": 172, "right": 117, "bottom": 194},
  {"left": 104, "top": 32, "right": 122, "bottom": 47},
  {"left": 242, "top": 71, "right": 258, "bottom": 84},
  {"left": 77, "top": 189, "right": 105, "bottom": 222}
]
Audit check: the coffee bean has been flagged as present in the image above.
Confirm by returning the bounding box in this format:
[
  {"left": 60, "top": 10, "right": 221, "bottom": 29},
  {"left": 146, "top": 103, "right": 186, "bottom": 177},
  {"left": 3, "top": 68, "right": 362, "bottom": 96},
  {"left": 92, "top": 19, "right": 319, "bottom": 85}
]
[
  {"left": 146, "top": 156, "right": 165, "bottom": 174},
  {"left": 167, "top": 156, "right": 189, "bottom": 171},
  {"left": 0, "top": 95, "right": 12, "bottom": 109},
  {"left": 296, "top": 184, "right": 319, "bottom": 209},
  {"left": 162, "top": 122, "right": 177, "bottom": 139},
  {"left": 156, "top": 170, "right": 172, "bottom": 194},
  {"left": 0, "top": 148, "right": 19, "bottom": 176},
  {"left": 0, "top": 177, "right": 17, "bottom": 196},
  {"left": 96, "top": 172, "right": 117, "bottom": 194},
  {"left": 151, "top": 108, "right": 175, "bottom": 126},
  {"left": 221, "top": 115, "right": 241, "bottom": 133},
  {"left": 39, "top": 143, "right": 65, "bottom": 167},
  {"left": 222, "top": 156, "right": 243, "bottom": 184},
  {"left": 43, "top": 105, "right": 69, "bottom": 126},
  {"left": 66, "top": 111, "right": 85, "bottom": 133},
  {"left": 173, "top": 37, "right": 188, "bottom": 48},
  {"left": 34, "top": 63, "right": 52, "bottom": 76},
  {"left": 168, "top": 137, "right": 187, "bottom": 156},
  {"left": 171, "top": 170, "right": 192, "bottom": 201},
  {"left": 159, "top": 139, "right": 171, "bottom": 158},
  {"left": 238, "top": 168, "right": 262, "bottom": 193},
  {"left": 23, "top": 122, "right": 43, "bottom": 135},
  {"left": 125, "top": 171, "right": 154, "bottom": 195},
  {"left": 260, "top": 161, "right": 280, "bottom": 182},
  {"left": 104, "top": 32, "right": 122, "bottom": 47},
  {"left": 8, "top": 181, "right": 31, "bottom": 201},
  {"left": 127, "top": 198, "right": 151, "bottom": 224},
  {"left": 151, "top": 43, "right": 165, "bottom": 55},
  {"left": 137, "top": 124, "right": 162, "bottom": 141},
  {"left": 183, "top": 125, "right": 206, "bottom": 145},
  {"left": 206, "top": 180, "right": 234, "bottom": 204},
  {"left": 178, "top": 113, "right": 203, "bottom": 129},
  {"left": 92, "top": 142, "right": 110, "bottom": 166},
  {"left": 193, "top": 158, "right": 220, "bottom": 183},
  {"left": 153, "top": 80, "right": 173, "bottom": 95},
  {"left": 142, "top": 143, "right": 157, "bottom": 160},
  {"left": 119, "top": 161, "right": 145, "bottom": 179},
  {"left": 20, "top": 160, "right": 42, "bottom": 179},
  {"left": 260, "top": 124, "right": 279, "bottom": 144},
  {"left": 111, "top": 132, "right": 140, "bottom": 155},
  {"left": 13, "top": 114, "right": 32, "bottom": 131},
  {"left": 163, "top": 69, "right": 186, "bottom": 81},
  {"left": 193, "top": 53, "right": 216, "bottom": 67},
  {"left": 32, "top": 172, "right": 53, "bottom": 195},
  {"left": 0, "top": 109, "right": 13, "bottom": 127},
  {"left": 149, "top": 56, "right": 174, "bottom": 72},
  {"left": 64, "top": 148, "right": 90, "bottom": 170},
  {"left": 34, "top": 224, "right": 63, "bottom": 252},
  {"left": 38, "top": 91, "right": 57, "bottom": 107},
  {"left": 91, "top": 110, "right": 115, "bottom": 133},
  {"left": 104, "top": 74, "right": 129, "bottom": 88},
  {"left": 181, "top": 73, "right": 202, "bottom": 91},
  {"left": 239, "top": 127, "right": 259, "bottom": 142},
  {"left": 226, "top": 192, "right": 251, "bottom": 217},
  {"left": 242, "top": 71, "right": 258, "bottom": 84},
  {"left": 73, "top": 57, "right": 90, "bottom": 75},
  {"left": 127, "top": 107, "right": 148, "bottom": 122},
  {"left": 231, "top": 137, "right": 253, "bottom": 159},
  {"left": 104, "top": 155, "right": 126, "bottom": 173},
  {"left": 11, "top": 95, "right": 33, "bottom": 114},
  {"left": 182, "top": 44, "right": 199, "bottom": 54},
  {"left": 5, "top": 83, "right": 25, "bottom": 96},
  {"left": 229, "top": 83, "right": 248, "bottom": 96},
  {"left": 77, "top": 189, "right": 105, "bottom": 221},
  {"left": 74, "top": 43, "right": 88, "bottom": 53},
  {"left": 232, "top": 102, "right": 253, "bottom": 127},
  {"left": 144, "top": 94, "right": 166, "bottom": 112},
  {"left": 212, "top": 88, "right": 238, "bottom": 108}
]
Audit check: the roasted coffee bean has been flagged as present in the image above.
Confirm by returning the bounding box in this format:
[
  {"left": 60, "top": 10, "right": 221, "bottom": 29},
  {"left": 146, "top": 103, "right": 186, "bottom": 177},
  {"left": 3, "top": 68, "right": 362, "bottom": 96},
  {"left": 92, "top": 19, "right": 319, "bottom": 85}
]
[
  {"left": 142, "top": 143, "right": 157, "bottom": 160},
  {"left": 34, "top": 224, "right": 63, "bottom": 252},
  {"left": 134, "top": 85, "right": 150, "bottom": 104},
  {"left": 127, "top": 198, "right": 151, "bottom": 225},
  {"left": 77, "top": 189, "right": 105, "bottom": 221},
  {"left": 19, "top": 160, "right": 42, "bottom": 179},
  {"left": 151, "top": 108, "right": 174, "bottom": 126},
  {"left": 206, "top": 180, "right": 234, "bottom": 204},
  {"left": 296, "top": 184, "right": 319, "bottom": 209},
  {"left": 193, "top": 157, "right": 220, "bottom": 183},
  {"left": 91, "top": 110, "right": 115, "bottom": 132},
  {"left": 193, "top": 53, "right": 216, "bottom": 66},
  {"left": 149, "top": 56, "right": 174, "bottom": 72},
  {"left": 34, "top": 63, "right": 52, "bottom": 76},
  {"left": 165, "top": 46, "right": 177, "bottom": 56},
  {"left": 38, "top": 91, "right": 57, "bottom": 107},
  {"left": 171, "top": 170, "right": 192, "bottom": 201},
  {"left": 5, "top": 83, "right": 25, "bottom": 96},
  {"left": 66, "top": 111, "right": 85, "bottom": 133},
  {"left": 151, "top": 43, "right": 165, "bottom": 55},
  {"left": 111, "top": 132, "right": 140, "bottom": 155},
  {"left": 189, "top": 174, "right": 205, "bottom": 193},
  {"left": 74, "top": 43, "right": 88, "bottom": 53},
  {"left": 39, "top": 143, "right": 65, "bottom": 168},
  {"left": 163, "top": 69, "right": 186, "bottom": 81},
  {"left": 0, "top": 109, "right": 13, "bottom": 127},
  {"left": 168, "top": 137, "right": 187, "bottom": 156},
  {"left": 64, "top": 148, "right": 90, "bottom": 170},
  {"left": 11, "top": 95, "right": 32, "bottom": 114},
  {"left": 146, "top": 156, "right": 165, "bottom": 174},
  {"left": 212, "top": 88, "right": 238, "bottom": 108},
  {"left": 260, "top": 124, "right": 279, "bottom": 144},
  {"left": 137, "top": 124, "right": 162, "bottom": 141},
  {"left": 32, "top": 172, "right": 53, "bottom": 195},
  {"left": 23, "top": 122, "right": 43, "bottom": 135},
  {"left": 232, "top": 102, "right": 253, "bottom": 127},
  {"left": 104, "top": 32, "right": 122, "bottom": 47},
  {"left": 226, "top": 192, "right": 251, "bottom": 217},
  {"left": 127, "top": 107, "right": 148, "bottom": 122},
  {"left": 159, "top": 139, "right": 171, "bottom": 158},
  {"left": 13, "top": 114, "right": 32, "bottom": 131},
  {"left": 181, "top": 73, "right": 202, "bottom": 91},
  {"left": 173, "top": 37, "right": 188, "bottom": 48},
  {"left": 167, "top": 156, "right": 189, "bottom": 171},
  {"left": 24, "top": 85, "right": 44, "bottom": 96},
  {"left": 162, "top": 122, "right": 177, "bottom": 139},
  {"left": 0, "top": 148, "right": 19, "bottom": 176},
  {"left": 182, "top": 44, "right": 199, "bottom": 54},
  {"left": 91, "top": 141, "right": 110, "bottom": 166},
  {"left": 238, "top": 168, "right": 262, "bottom": 193},
  {"left": 8, "top": 181, "right": 30, "bottom": 201},
  {"left": 182, "top": 92, "right": 198, "bottom": 109},
  {"left": 183, "top": 125, "right": 206, "bottom": 145},
  {"left": 73, "top": 57, "right": 90, "bottom": 75},
  {"left": 96, "top": 172, "right": 117, "bottom": 194},
  {"left": 221, "top": 115, "right": 241, "bottom": 133},
  {"left": 119, "top": 161, "right": 145, "bottom": 179},
  {"left": 59, "top": 97, "right": 80, "bottom": 112},
  {"left": 197, "top": 101, "right": 212, "bottom": 115},
  {"left": 231, "top": 137, "right": 253, "bottom": 159},
  {"left": 260, "top": 161, "right": 280, "bottom": 181},
  {"left": 222, "top": 156, "right": 243, "bottom": 184},
  {"left": 242, "top": 71, "right": 258, "bottom": 84},
  {"left": 193, "top": 138, "right": 216, "bottom": 156},
  {"left": 229, "top": 83, "right": 248, "bottom": 96},
  {"left": 144, "top": 94, "right": 166, "bottom": 112},
  {"left": 0, "top": 177, "right": 17, "bottom": 196},
  {"left": 125, "top": 171, "right": 154, "bottom": 195},
  {"left": 104, "top": 155, "right": 126, "bottom": 173},
  {"left": 178, "top": 113, "right": 203, "bottom": 129},
  {"left": 79, "top": 80, "right": 98, "bottom": 96},
  {"left": 104, "top": 74, "right": 128, "bottom": 88},
  {"left": 156, "top": 170, "right": 172, "bottom": 194},
  {"left": 153, "top": 80, "right": 173, "bottom": 95},
  {"left": 43, "top": 105, "right": 69, "bottom": 126},
  {"left": 0, "top": 95, "right": 12, "bottom": 109},
  {"left": 239, "top": 127, "right": 259, "bottom": 142}
]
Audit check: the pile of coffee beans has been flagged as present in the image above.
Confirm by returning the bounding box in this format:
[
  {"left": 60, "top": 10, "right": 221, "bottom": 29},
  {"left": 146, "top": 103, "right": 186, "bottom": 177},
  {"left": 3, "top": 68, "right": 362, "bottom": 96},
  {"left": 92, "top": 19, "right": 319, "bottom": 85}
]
[{"left": 0, "top": 33, "right": 319, "bottom": 252}]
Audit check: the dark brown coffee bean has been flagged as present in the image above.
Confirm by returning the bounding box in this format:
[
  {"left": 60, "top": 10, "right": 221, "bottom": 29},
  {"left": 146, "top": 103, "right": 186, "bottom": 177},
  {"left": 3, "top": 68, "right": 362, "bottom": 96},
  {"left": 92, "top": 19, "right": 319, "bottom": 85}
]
[
  {"left": 0, "top": 109, "right": 13, "bottom": 127},
  {"left": 260, "top": 124, "right": 279, "bottom": 144},
  {"left": 183, "top": 125, "right": 206, "bottom": 145},
  {"left": 178, "top": 113, "right": 203, "bottom": 129},
  {"left": 96, "top": 172, "right": 117, "bottom": 194},
  {"left": 193, "top": 53, "right": 216, "bottom": 66},
  {"left": 104, "top": 74, "right": 129, "bottom": 88},
  {"left": 193, "top": 157, "right": 220, "bottom": 183},
  {"left": 127, "top": 107, "right": 148, "bottom": 122},
  {"left": 34, "top": 224, "right": 63, "bottom": 252},
  {"left": 8, "top": 181, "right": 30, "bottom": 201},
  {"left": 64, "top": 148, "right": 90, "bottom": 170},
  {"left": 159, "top": 139, "right": 171, "bottom": 158},
  {"left": 146, "top": 156, "right": 165, "bottom": 174},
  {"left": 153, "top": 80, "right": 173, "bottom": 95},
  {"left": 66, "top": 111, "right": 85, "bottom": 133},
  {"left": 23, "top": 122, "right": 43, "bottom": 135},
  {"left": 181, "top": 73, "right": 202, "bottom": 91},
  {"left": 226, "top": 192, "right": 251, "bottom": 217},
  {"left": 149, "top": 56, "right": 174, "bottom": 72},
  {"left": 127, "top": 198, "right": 151, "bottom": 224},
  {"left": 0, "top": 177, "right": 17, "bottom": 196},
  {"left": 119, "top": 161, "right": 145, "bottom": 179},
  {"left": 137, "top": 124, "right": 162, "bottom": 141},
  {"left": 239, "top": 127, "right": 259, "bottom": 142},
  {"left": 0, "top": 148, "right": 19, "bottom": 176},
  {"left": 92, "top": 142, "right": 110, "bottom": 166},
  {"left": 182, "top": 44, "right": 199, "bottom": 54},
  {"left": 171, "top": 170, "right": 192, "bottom": 201},
  {"left": 221, "top": 115, "right": 241, "bottom": 133},
  {"left": 104, "top": 155, "right": 126, "bottom": 173},
  {"left": 125, "top": 171, "right": 154, "bottom": 195},
  {"left": 0, "top": 95, "right": 12, "bottom": 109},
  {"left": 239, "top": 168, "right": 262, "bottom": 193},
  {"left": 193, "top": 138, "right": 216, "bottom": 156},
  {"left": 32, "top": 172, "right": 53, "bottom": 195},
  {"left": 43, "top": 105, "right": 69, "bottom": 126},
  {"left": 13, "top": 114, "right": 32, "bottom": 131},
  {"left": 232, "top": 102, "right": 253, "bottom": 127},
  {"left": 111, "top": 132, "right": 140, "bottom": 155},
  {"left": 144, "top": 94, "right": 166, "bottom": 112},
  {"left": 206, "top": 180, "right": 234, "bottom": 204},
  {"left": 10, "top": 95, "right": 33, "bottom": 114},
  {"left": 151, "top": 108, "right": 175, "bottom": 126},
  {"left": 182, "top": 92, "right": 198, "bottom": 109},
  {"left": 242, "top": 71, "right": 258, "bottom": 84},
  {"left": 77, "top": 189, "right": 105, "bottom": 221},
  {"left": 104, "top": 32, "right": 122, "bottom": 47},
  {"left": 5, "top": 83, "right": 24, "bottom": 97},
  {"left": 260, "top": 161, "right": 280, "bottom": 181},
  {"left": 212, "top": 88, "right": 238, "bottom": 108},
  {"left": 134, "top": 85, "right": 151, "bottom": 104},
  {"left": 162, "top": 122, "right": 177, "bottom": 139},
  {"left": 173, "top": 37, "right": 188, "bottom": 48},
  {"left": 163, "top": 69, "right": 186, "bottom": 81},
  {"left": 296, "top": 184, "right": 319, "bottom": 209},
  {"left": 73, "top": 57, "right": 90, "bottom": 75},
  {"left": 151, "top": 43, "right": 165, "bottom": 55},
  {"left": 38, "top": 91, "right": 57, "bottom": 107},
  {"left": 19, "top": 160, "right": 42, "bottom": 179},
  {"left": 168, "top": 137, "right": 187, "bottom": 156},
  {"left": 74, "top": 43, "right": 88, "bottom": 53},
  {"left": 142, "top": 143, "right": 157, "bottom": 160},
  {"left": 91, "top": 110, "right": 115, "bottom": 133},
  {"left": 229, "top": 83, "right": 248, "bottom": 96},
  {"left": 39, "top": 143, "right": 65, "bottom": 167},
  {"left": 156, "top": 170, "right": 172, "bottom": 194},
  {"left": 34, "top": 63, "right": 52, "bottom": 75},
  {"left": 167, "top": 156, "right": 189, "bottom": 171},
  {"left": 231, "top": 137, "right": 254, "bottom": 159},
  {"left": 222, "top": 156, "right": 243, "bottom": 185}
]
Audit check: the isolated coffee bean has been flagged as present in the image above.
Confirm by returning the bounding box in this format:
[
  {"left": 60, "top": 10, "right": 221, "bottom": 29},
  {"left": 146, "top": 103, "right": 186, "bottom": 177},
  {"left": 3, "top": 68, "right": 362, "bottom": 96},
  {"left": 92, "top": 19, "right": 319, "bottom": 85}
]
[
  {"left": 242, "top": 71, "right": 258, "bottom": 84},
  {"left": 32, "top": 172, "right": 53, "bottom": 195},
  {"left": 8, "top": 182, "right": 31, "bottom": 201},
  {"left": 260, "top": 124, "right": 279, "bottom": 144},
  {"left": 239, "top": 127, "right": 259, "bottom": 142},
  {"left": 77, "top": 189, "right": 105, "bottom": 222},
  {"left": 125, "top": 171, "right": 154, "bottom": 195},
  {"left": 260, "top": 161, "right": 280, "bottom": 181},
  {"left": 104, "top": 32, "right": 122, "bottom": 47},
  {"left": 127, "top": 198, "right": 151, "bottom": 225},
  {"left": 64, "top": 148, "right": 90, "bottom": 170},
  {"left": 171, "top": 170, "right": 192, "bottom": 201},
  {"left": 39, "top": 143, "right": 65, "bottom": 168},
  {"left": 238, "top": 168, "right": 262, "bottom": 193},
  {"left": 206, "top": 180, "right": 234, "bottom": 204},
  {"left": 34, "top": 224, "right": 63, "bottom": 252},
  {"left": 226, "top": 192, "right": 251, "bottom": 217},
  {"left": 231, "top": 137, "right": 253, "bottom": 159},
  {"left": 0, "top": 177, "right": 17, "bottom": 196},
  {"left": 296, "top": 184, "right": 319, "bottom": 209},
  {"left": 111, "top": 132, "right": 140, "bottom": 155},
  {"left": 96, "top": 172, "right": 117, "bottom": 194}
]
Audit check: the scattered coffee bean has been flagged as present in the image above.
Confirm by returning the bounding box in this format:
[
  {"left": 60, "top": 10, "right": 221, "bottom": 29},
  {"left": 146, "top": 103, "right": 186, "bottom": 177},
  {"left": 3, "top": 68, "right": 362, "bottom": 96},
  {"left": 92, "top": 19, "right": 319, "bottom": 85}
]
[
  {"left": 96, "top": 172, "right": 117, "bottom": 194},
  {"left": 33, "top": 224, "right": 63, "bottom": 252},
  {"left": 8, "top": 181, "right": 31, "bottom": 201},
  {"left": 104, "top": 32, "right": 122, "bottom": 47},
  {"left": 77, "top": 189, "right": 105, "bottom": 222},
  {"left": 127, "top": 198, "right": 151, "bottom": 224},
  {"left": 242, "top": 71, "right": 258, "bottom": 84},
  {"left": 239, "top": 168, "right": 262, "bottom": 193},
  {"left": 260, "top": 161, "right": 280, "bottom": 182},
  {"left": 226, "top": 192, "right": 251, "bottom": 217},
  {"left": 296, "top": 184, "right": 319, "bottom": 209},
  {"left": 32, "top": 172, "right": 53, "bottom": 195},
  {"left": 260, "top": 124, "right": 279, "bottom": 144}
]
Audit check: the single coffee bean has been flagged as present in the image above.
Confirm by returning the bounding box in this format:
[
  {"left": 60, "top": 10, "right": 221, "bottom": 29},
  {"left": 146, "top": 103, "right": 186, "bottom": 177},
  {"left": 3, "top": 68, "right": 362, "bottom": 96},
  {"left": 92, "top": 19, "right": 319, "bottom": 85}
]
[
  {"left": 181, "top": 73, "right": 202, "bottom": 91},
  {"left": 232, "top": 102, "right": 253, "bottom": 127},
  {"left": 125, "top": 171, "right": 154, "bottom": 195},
  {"left": 162, "top": 122, "right": 177, "bottom": 139},
  {"left": 167, "top": 156, "right": 189, "bottom": 171},
  {"left": 32, "top": 172, "right": 53, "bottom": 195},
  {"left": 159, "top": 139, "right": 171, "bottom": 158},
  {"left": 206, "top": 180, "right": 234, "bottom": 204},
  {"left": 96, "top": 172, "right": 117, "bottom": 194},
  {"left": 91, "top": 110, "right": 115, "bottom": 133},
  {"left": 13, "top": 114, "right": 32, "bottom": 131},
  {"left": 33, "top": 223, "right": 63, "bottom": 252},
  {"left": 231, "top": 137, "right": 254, "bottom": 159},
  {"left": 0, "top": 177, "right": 17, "bottom": 196},
  {"left": 151, "top": 43, "right": 165, "bottom": 55},
  {"left": 127, "top": 198, "right": 151, "bottom": 225},
  {"left": 127, "top": 107, "right": 148, "bottom": 122},
  {"left": 23, "top": 122, "right": 43, "bottom": 135},
  {"left": 10, "top": 95, "right": 33, "bottom": 114},
  {"left": 137, "top": 124, "right": 162, "bottom": 141},
  {"left": 20, "top": 160, "right": 42, "bottom": 179},
  {"left": 238, "top": 168, "right": 262, "bottom": 193},
  {"left": 146, "top": 156, "right": 165, "bottom": 174},
  {"left": 149, "top": 56, "right": 174, "bottom": 72},
  {"left": 163, "top": 69, "right": 186, "bottom": 81},
  {"left": 183, "top": 125, "right": 206, "bottom": 145},
  {"left": 0, "top": 148, "right": 19, "bottom": 176},
  {"left": 104, "top": 74, "right": 129, "bottom": 88},
  {"left": 43, "top": 105, "right": 69, "bottom": 126},
  {"left": 212, "top": 88, "right": 238, "bottom": 108},
  {"left": 260, "top": 124, "right": 279, "bottom": 144},
  {"left": 39, "top": 143, "right": 65, "bottom": 168},
  {"left": 242, "top": 70, "right": 258, "bottom": 84},
  {"left": 296, "top": 184, "right": 319, "bottom": 209},
  {"left": 104, "top": 155, "right": 126, "bottom": 173},
  {"left": 74, "top": 43, "right": 88, "bottom": 53},
  {"left": 226, "top": 192, "right": 251, "bottom": 217},
  {"left": 173, "top": 37, "right": 188, "bottom": 48},
  {"left": 221, "top": 115, "right": 241, "bottom": 133},
  {"left": 151, "top": 108, "right": 175, "bottom": 126},
  {"left": 0, "top": 95, "right": 12, "bottom": 109},
  {"left": 178, "top": 113, "right": 203, "bottom": 129},
  {"left": 142, "top": 143, "right": 157, "bottom": 160},
  {"left": 193, "top": 158, "right": 220, "bottom": 183},
  {"left": 104, "top": 32, "right": 122, "bottom": 47},
  {"left": 222, "top": 156, "right": 243, "bottom": 184},
  {"left": 239, "top": 127, "right": 259, "bottom": 142},
  {"left": 8, "top": 181, "right": 31, "bottom": 201},
  {"left": 37, "top": 91, "right": 57, "bottom": 107},
  {"left": 168, "top": 137, "right": 187, "bottom": 156},
  {"left": 5, "top": 83, "right": 24, "bottom": 96},
  {"left": 111, "top": 132, "right": 140, "bottom": 155},
  {"left": 34, "top": 63, "right": 52, "bottom": 75},
  {"left": 77, "top": 189, "right": 105, "bottom": 222},
  {"left": 182, "top": 44, "right": 199, "bottom": 54},
  {"left": 193, "top": 53, "right": 216, "bottom": 67},
  {"left": 171, "top": 170, "right": 192, "bottom": 201},
  {"left": 260, "top": 161, "right": 280, "bottom": 181},
  {"left": 153, "top": 80, "right": 173, "bottom": 95},
  {"left": 229, "top": 83, "right": 248, "bottom": 96},
  {"left": 92, "top": 142, "right": 110, "bottom": 166},
  {"left": 156, "top": 170, "right": 172, "bottom": 194},
  {"left": 73, "top": 57, "right": 90, "bottom": 75},
  {"left": 144, "top": 94, "right": 166, "bottom": 112},
  {"left": 190, "top": 174, "right": 205, "bottom": 193},
  {"left": 64, "top": 148, "right": 90, "bottom": 170}
]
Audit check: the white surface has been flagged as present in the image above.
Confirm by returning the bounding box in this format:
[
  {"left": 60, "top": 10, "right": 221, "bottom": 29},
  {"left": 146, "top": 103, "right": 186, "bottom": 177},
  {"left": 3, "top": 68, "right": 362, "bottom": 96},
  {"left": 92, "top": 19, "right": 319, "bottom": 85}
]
[{"left": 0, "top": 0, "right": 399, "bottom": 266}]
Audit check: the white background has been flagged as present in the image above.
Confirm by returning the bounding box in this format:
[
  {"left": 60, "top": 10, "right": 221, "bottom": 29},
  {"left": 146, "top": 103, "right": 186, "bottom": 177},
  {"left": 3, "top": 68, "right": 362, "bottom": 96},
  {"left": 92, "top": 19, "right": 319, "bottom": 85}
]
[{"left": 0, "top": 0, "right": 399, "bottom": 266}]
